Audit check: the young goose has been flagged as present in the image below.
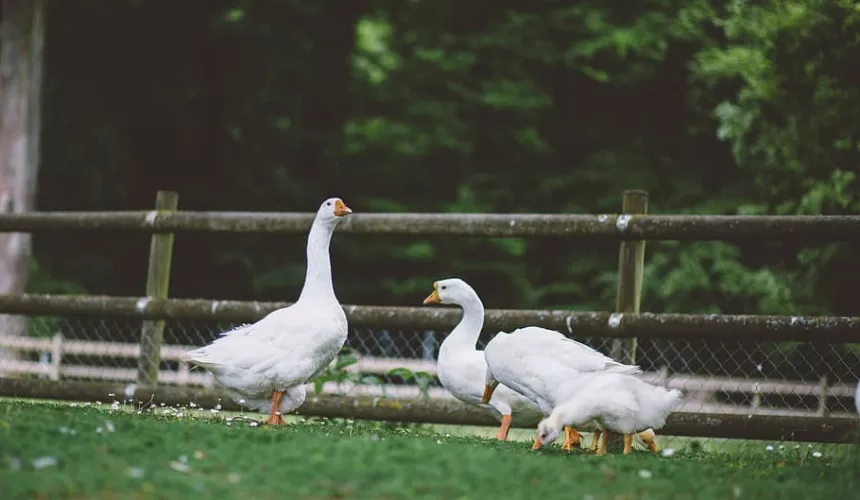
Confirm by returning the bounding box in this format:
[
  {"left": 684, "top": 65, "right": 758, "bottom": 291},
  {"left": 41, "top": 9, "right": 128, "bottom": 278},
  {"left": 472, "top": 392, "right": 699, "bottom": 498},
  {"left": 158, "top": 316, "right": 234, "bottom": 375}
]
[{"left": 536, "top": 372, "right": 682, "bottom": 455}]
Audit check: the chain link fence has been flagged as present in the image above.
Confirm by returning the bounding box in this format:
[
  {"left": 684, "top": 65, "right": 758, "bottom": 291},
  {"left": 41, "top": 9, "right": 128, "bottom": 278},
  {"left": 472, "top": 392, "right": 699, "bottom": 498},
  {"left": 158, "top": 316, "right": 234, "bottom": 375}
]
[{"left": 2, "top": 313, "right": 858, "bottom": 450}]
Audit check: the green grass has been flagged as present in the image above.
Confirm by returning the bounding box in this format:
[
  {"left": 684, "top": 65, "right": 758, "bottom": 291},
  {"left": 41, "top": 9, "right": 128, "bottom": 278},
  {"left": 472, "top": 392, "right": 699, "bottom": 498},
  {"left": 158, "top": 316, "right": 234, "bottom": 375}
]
[{"left": 0, "top": 400, "right": 858, "bottom": 499}]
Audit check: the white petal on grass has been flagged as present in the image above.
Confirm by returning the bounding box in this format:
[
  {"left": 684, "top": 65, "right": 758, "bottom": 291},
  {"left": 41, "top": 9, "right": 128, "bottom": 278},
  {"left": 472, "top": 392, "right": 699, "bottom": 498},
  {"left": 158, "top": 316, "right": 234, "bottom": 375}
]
[
  {"left": 661, "top": 448, "right": 675, "bottom": 457},
  {"left": 105, "top": 421, "right": 116, "bottom": 433},
  {"left": 812, "top": 451, "right": 822, "bottom": 458},
  {"left": 127, "top": 467, "right": 145, "bottom": 479},
  {"left": 249, "top": 422, "right": 259, "bottom": 428},
  {"left": 32, "top": 456, "right": 58, "bottom": 469},
  {"left": 765, "top": 445, "right": 774, "bottom": 451},
  {"left": 227, "top": 473, "right": 241, "bottom": 484},
  {"left": 638, "top": 470, "right": 653, "bottom": 479},
  {"left": 169, "top": 461, "right": 191, "bottom": 473},
  {"left": 732, "top": 486, "right": 742, "bottom": 498},
  {"left": 189, "top": 402, "right": 197, "bottom": 408},
  {"left": 178, "top": 455, "right": 189, "bottom": 464}
]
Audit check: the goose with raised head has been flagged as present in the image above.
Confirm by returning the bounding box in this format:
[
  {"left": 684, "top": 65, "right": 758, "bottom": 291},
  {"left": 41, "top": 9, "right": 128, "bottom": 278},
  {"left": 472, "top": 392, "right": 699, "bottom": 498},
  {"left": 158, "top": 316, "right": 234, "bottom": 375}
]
[
  {"left": 422, "top": 278, "right": 543, "bottom": 441},
  {"left": 482, "top": 325, "right": 659, "bottom": 453},
  {"left": 535, "top": 372, "right": 682, "bottom": 455},
  {"left": 180, "top": 197, "right": 352, "bottom": 425}
]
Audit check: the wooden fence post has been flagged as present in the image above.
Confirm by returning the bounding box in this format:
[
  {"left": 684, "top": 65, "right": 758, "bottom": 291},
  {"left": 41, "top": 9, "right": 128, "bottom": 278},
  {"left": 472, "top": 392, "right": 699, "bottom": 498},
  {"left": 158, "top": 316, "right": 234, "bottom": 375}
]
[
  {"left": 610, "top": 190, "right": 648, "bottom": 365},
  {"left": 137, "top": 191, "right": 178, "bottom": 385}
]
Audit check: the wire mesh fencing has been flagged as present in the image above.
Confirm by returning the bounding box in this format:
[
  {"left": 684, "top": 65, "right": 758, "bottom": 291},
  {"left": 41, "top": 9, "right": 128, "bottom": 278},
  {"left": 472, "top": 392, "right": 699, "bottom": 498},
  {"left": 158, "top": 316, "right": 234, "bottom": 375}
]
[{"left": 1, "top": 313, "right": 858, "bottom": 450}]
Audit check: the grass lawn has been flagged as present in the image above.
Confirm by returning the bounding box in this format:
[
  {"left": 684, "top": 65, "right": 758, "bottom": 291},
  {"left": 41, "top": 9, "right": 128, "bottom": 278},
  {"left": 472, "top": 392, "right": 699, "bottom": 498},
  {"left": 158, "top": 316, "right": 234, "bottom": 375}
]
[{"left": 0, "top": 399, "right": 858, "bottom": 499}]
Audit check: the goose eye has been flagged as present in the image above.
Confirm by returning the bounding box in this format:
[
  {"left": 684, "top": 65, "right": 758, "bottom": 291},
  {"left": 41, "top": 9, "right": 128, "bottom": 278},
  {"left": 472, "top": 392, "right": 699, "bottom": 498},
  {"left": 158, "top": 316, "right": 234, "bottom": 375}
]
[
  {"left": 326, "top": 202, "right": 332, "bottom": 206},
  {"left": 441, "top": 286, "right": 447, "bottom": 290}
]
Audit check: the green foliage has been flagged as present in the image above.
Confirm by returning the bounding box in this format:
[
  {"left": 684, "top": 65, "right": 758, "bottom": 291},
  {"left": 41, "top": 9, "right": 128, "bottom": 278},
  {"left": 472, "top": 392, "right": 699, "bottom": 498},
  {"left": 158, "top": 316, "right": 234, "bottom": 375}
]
[
  {"left": 25, "top": 259, "right": 88, "bottom": 338},
  {"left": 33, "top": 0, "right": 860, "bottom": 332},
  {"left": 311, "top": 348, "right": 388, "bottom": 396},
  {"left": 387, "top": 367, "right": 435, "bottom": 399}
]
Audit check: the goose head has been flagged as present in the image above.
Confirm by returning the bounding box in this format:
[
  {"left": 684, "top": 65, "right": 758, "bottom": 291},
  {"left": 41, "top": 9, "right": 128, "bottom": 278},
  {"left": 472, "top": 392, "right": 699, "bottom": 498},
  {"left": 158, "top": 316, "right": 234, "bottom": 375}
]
[
  {"left": 534, "top": 417, "right": 563, "bottom": 449},
  {"left": 314, "top": 197, "right": 352, "bottom": 227},
  {"left": 422, "top": 278, "right": 478, "bottom": 306}
]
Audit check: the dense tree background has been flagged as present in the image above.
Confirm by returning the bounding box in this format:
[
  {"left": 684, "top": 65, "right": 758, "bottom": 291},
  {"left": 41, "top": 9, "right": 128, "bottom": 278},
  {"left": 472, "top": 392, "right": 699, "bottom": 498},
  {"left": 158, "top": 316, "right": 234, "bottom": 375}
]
[{"left": 28, "top": 0, "right": 860, "bottom": 377}]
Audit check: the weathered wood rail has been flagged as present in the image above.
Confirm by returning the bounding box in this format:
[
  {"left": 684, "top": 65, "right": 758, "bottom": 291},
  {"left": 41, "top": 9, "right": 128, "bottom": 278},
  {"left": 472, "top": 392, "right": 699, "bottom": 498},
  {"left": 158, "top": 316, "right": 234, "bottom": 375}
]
[
  {"left": 0, "top": 294, "right": 858, "bottom": 343},
  {"left": 0, "top": 378, "right": 855, "bottom": 443},
  {"left": 1, "top": 211, "right": 860, "bottom": 240}
]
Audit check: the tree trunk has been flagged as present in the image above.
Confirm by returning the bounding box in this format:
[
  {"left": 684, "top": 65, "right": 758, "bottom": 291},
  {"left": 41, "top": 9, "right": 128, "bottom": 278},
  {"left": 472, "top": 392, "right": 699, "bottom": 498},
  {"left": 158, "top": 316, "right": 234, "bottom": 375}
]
[{"left": 0, "top": 0, "right": 44, "bottom": 371}]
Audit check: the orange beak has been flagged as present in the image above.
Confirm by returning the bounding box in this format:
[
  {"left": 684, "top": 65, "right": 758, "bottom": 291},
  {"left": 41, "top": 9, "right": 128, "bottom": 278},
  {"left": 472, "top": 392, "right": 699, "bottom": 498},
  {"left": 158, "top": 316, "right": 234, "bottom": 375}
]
[
  {"left": 532, "top": 438, "right": 544, "bottom": 450},
  {"left": 333, "top": 199, "right": 352, "bottom": 217},
  {"left": 481, "top": 384, "right": 495, "bottom": 404},
  {"left": 423, "top": 284, "right": 441, "bottom": 305}
]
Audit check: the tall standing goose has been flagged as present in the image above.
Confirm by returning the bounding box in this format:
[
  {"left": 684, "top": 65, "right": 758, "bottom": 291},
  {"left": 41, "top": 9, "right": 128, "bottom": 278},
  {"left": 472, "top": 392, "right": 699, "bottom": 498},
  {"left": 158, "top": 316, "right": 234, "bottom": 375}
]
[
  {"left": 180, "top": 197, "right": 352, "bottom": 425},
  {"left": 422, "top": 278, "right": 544, "bottom": 440},
  {"left": 482, "top": 325, "right": 659, "bottom": 452}
]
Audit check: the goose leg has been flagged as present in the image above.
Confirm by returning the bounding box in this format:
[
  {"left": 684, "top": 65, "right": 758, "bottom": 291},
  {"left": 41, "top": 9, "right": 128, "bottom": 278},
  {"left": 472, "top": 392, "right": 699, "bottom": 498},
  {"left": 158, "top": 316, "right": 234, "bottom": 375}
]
[
  {"left": 561, "top": 426, "right": 582, "bottom": 451},
  {"left": 590, "top": 430, "right": 602, "bottom": 452},
  {"left": 265, "top": 390, "right": 286, "bottom": 425},
  {"left": 531, "top": 437, "right": 543, "bottom": 450},
  {"left": 638, "top": 429, "right": 659, "bottom": 453},
  {"left": 623, "top": 434, "right": 634, "bottom": 455},
  {"left": 596, "top": 430, "right": 610, "bottom": 456},
  {"left": 495, "top": 414, "right": 512, "bottom": 441}
]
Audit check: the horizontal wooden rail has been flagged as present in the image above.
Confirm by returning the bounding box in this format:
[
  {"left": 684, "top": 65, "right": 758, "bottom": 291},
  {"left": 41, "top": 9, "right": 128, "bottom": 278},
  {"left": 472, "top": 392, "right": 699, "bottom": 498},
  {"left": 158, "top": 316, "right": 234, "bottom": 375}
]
[
  {"left": 2, "top": 212, "right": 860, "bottom": 240},
  {"left": 0, "top": 378, "right": 855, "bottom": 443},
  {"left": 1, "top": 293, "right": 859, "bottom": 343}
]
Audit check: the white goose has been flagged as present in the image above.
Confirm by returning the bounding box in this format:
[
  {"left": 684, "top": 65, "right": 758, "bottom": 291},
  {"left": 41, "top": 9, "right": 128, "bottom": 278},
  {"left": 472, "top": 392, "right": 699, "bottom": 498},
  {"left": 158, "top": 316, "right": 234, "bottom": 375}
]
[
  {"left": 536, "top": 372, "right": 682, "bottom": 455},
  {"left": 422, "top": 278, "right": 543, "bottom": 440},
  {"left": 482, "top": 325, "right": 659, "bottom": 452},
  {"left": 180, "top": 197, "right": 352, "bottom": 425}
]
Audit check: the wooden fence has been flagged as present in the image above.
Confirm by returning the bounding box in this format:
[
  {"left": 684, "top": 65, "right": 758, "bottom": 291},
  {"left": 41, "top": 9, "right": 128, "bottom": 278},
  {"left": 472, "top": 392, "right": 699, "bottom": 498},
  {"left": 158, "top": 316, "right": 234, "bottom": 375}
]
[{"left": 1, "top": 190, "right": 859, "bottom": 444}]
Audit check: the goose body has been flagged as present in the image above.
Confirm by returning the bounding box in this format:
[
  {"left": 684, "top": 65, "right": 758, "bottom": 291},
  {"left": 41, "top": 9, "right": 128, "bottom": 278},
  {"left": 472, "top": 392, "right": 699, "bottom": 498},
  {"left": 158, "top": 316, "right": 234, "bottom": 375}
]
[
  {"left": 482, "top": 325, "right": 660, "bottom": 452},
  {"left": 423, "top": 279, "right": 543, "bottom": 440},
  {"left": 537, "top": 372, "right": 683, "bottom": 455},
  {"left": 483, "top": 326, "right": 641, "bottom": 413},
  {"left": 180, "top": 198, "right": 352, "bottom": 424}
]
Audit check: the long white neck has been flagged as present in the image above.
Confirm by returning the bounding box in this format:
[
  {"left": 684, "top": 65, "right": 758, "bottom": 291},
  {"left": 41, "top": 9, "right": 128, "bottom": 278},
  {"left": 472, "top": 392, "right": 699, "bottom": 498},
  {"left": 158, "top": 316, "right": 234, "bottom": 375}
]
[
  {"left": 441, "top": 289, "right": 485, "bottom": 350},
  {"left": 297, "top": 220, "right": 337, "bottom": 302}
]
